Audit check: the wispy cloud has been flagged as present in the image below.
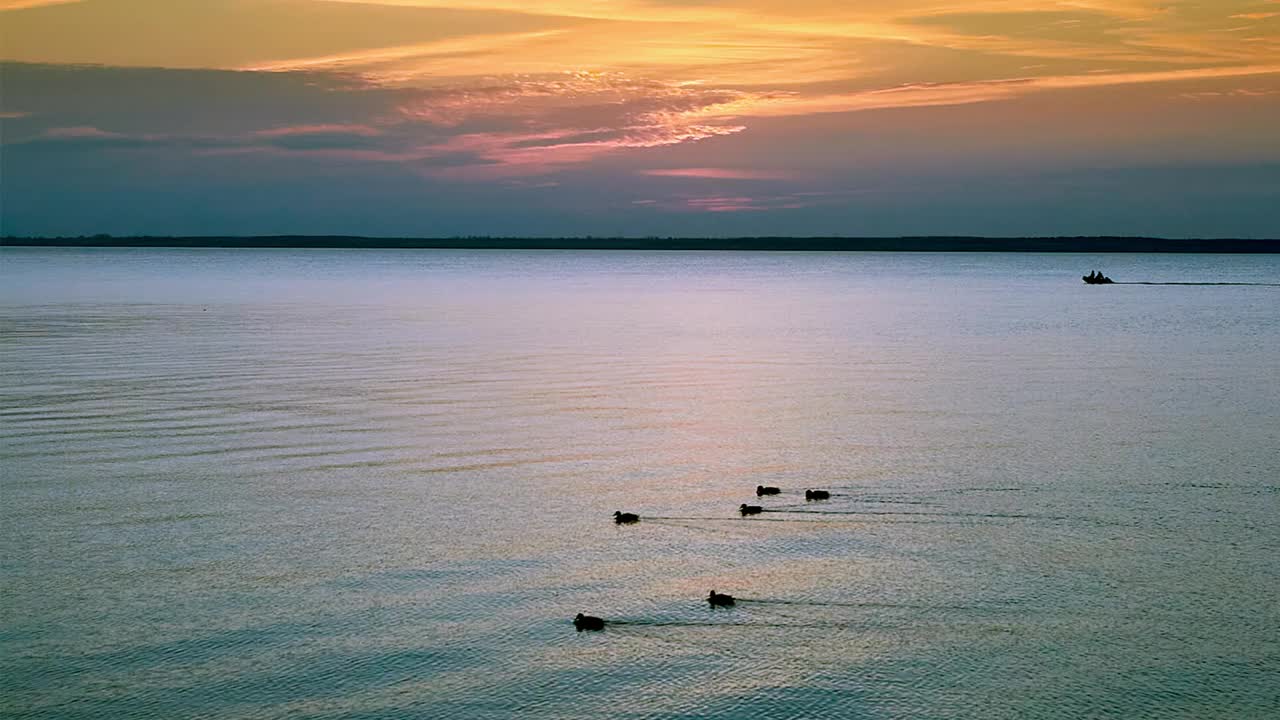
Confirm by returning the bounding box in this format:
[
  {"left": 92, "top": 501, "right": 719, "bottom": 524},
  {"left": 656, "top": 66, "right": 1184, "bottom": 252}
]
[
  {"left": 389, "top": 71, "right": 758, "bottom": 174},
  {"left": 720, "top": 64, "right": 1280, "bottom": 118},
  {"left": 685, "top": 196, "right": 764, "bottom": 212},
  {"left": 677, "top": 194, "right": 817, "bottom": 213},
  {"left": 640, "top": 168, "right": 795, "bottom": 180},
  {"left": 1177, "top": 87, "right": 1280, "bottom": 100},
  {"left": 0, "top": 0, "right": 80, "bottom": 8}
]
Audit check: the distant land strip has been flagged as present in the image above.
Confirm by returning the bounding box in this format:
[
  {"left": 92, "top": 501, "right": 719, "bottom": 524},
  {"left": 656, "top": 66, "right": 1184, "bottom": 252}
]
[{"left": 3, "top": 236, "right": 1279, "bottom": 253}]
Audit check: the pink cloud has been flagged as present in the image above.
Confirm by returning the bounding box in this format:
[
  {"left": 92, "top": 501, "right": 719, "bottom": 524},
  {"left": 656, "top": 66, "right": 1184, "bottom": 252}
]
[
  {"left": 43, "top": 126, "right": 122, "bottom": 138},
  {"left": 660, "top": 192, "right": 829, "bottom": 213},
  {"left": 420, "top": 118, "right": 747, "bottom": 178},
  {"left": 253, "top": 124, "right": 382, "bottom": 138},
  {"left": 684, "top": 196, "right": 768, "bottom": 213},
  {"left": 640, "top": 168, "right": 794, "bottom": 180},
  {"left": 392, "top": 72, "right": 756, "bottom": 176}
]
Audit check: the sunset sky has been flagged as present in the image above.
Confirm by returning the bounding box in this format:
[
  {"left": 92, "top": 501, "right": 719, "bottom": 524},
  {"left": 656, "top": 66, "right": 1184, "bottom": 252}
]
[{"left": 3, "top": 0, "right": 1278, "bottom": 237}]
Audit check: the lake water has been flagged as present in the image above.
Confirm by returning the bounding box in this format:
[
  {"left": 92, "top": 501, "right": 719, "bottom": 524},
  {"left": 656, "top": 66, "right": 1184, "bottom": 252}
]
[{"left": 2, "top": 249, "right": 1278, "bottom": 719}]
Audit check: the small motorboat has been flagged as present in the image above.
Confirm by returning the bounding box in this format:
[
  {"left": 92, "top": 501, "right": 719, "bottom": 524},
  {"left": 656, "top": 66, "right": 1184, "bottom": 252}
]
[
  {"left": 613, "top": 511, "right": 640, "bottom": 524},
  {"left": 1083, "top": 270, "right": 1113, "bottom": 284},
  {"left": 756, "top": 485, "right": 781, "bottom": 496},
  {"left": 805, "top": 489, "right": 830, "bottom": 501},
  {"left": 739, "top": 504, "right": 764, "bottom": 516}
]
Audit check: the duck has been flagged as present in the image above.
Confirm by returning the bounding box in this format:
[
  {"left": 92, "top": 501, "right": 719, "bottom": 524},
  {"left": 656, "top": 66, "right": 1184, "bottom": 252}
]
[
  {"left": 756, "top": 485, "right": 781, "bottom": 496},
  {"left": 708, "top": 590, "right": 735, "bottom": 607},
  {"left": 574, "top": 613, "right": 605, "bottom": 631},
  {"left": 739, "top": 504, "right": 764, "bottom": 516},
  {"left": 613, "top": 511, "right": 640, "bottom": 524},
  {"left": 805, "top": 489, "right": 830, "bottom": 501}
]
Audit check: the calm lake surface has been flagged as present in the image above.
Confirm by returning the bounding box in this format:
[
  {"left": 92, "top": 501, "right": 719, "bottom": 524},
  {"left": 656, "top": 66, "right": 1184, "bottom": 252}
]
[{"left": 2, "top": 249, "right": 1278, "bottom": 719}]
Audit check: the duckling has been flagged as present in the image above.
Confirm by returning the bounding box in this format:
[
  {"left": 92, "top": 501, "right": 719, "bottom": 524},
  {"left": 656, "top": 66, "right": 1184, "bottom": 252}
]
[
  {"left": 708, "top": 590, "right": 735, "bottom": 607},
  {"left": 756, "top": 485, "right": 781, "bottom": 496},
  {"left": 804, "top": 489, "right": 830, "bottom": 501},
  {"left": 739, "top": 504, "right": 764, "bottom": 516},
  {"left": 613, "top": 511, "right": 640, "bottom": 524},
  {"left": 574, "top": 613, "right": 605, "bottom": 631}
]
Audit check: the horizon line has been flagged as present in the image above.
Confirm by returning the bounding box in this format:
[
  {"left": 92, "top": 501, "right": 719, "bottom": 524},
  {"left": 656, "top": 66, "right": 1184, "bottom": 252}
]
[{"left": 4, "top": 235, "right": 1279, "bottom": 253}]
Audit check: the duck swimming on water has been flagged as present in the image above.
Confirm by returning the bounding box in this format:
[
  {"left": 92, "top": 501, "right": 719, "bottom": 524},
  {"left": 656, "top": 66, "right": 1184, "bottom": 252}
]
[
  {"left": 805, "top": 489, "right": 830, "bottom": 501},
  {"left": 574, "top": 613, "right": 605, "bottom": 631},
  {"left": 613, "top": 511, "right": 640, "bottom": 524},
  {"left": 756, "top": 485, "right": 781, "bottom": 496},
  {"left": 739, "top": 504, "right": 764, "bottom": 516},
  {"left": 708, "top": 590, "right": 735, "bottom": 607}
]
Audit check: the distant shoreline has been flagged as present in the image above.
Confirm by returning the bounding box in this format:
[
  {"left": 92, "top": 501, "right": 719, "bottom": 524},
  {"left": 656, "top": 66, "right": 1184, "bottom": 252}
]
[{"left": 3, "top": 236, "right": 1278, "bottom": 253}]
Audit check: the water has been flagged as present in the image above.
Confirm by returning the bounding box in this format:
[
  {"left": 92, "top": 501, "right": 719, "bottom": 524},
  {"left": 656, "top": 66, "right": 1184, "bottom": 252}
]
[{"left": 2, "top": 249, "right": 1278, "bottom": 719}]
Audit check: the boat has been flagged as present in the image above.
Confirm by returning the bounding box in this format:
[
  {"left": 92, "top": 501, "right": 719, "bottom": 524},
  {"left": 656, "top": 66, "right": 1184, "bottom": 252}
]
[{"left": 1083, "top": 271, "right": 1113, "bottom": 284}]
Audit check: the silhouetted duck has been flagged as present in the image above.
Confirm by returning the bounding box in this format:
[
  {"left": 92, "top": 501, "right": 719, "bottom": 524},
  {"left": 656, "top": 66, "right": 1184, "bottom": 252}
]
[
  {"left": 805, "top": 489, "right": 830, "bottom": 501},
  {"left": 613, "top": 511, "right": 640, "bottom": 524},
  {"left": 756, "top": 485, "right": 781, "bottom": 496},
  {"left": 708, "top": 590, "right": 735, "bottom": 607},
  {"left": 574, "top": 613, "right": 605, "bottom": 631},
  {"left": 739, "top": 504, "right": 763, "bottom": 516}
]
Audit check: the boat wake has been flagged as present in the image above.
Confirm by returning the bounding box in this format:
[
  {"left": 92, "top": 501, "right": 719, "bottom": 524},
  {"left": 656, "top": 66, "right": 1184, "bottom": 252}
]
[{"left": 1113, "top": 281, "right": 1280, "bottom": 286}]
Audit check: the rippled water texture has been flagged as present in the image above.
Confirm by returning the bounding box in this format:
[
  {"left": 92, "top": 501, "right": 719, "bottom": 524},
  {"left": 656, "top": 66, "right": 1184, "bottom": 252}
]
[{"left": 3, "top": 249, "right": 1278, "bottom": 719}]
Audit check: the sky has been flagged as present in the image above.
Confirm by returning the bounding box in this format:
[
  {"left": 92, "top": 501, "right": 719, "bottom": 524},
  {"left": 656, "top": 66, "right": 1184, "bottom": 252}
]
[{"left": 2, "top": 0, "right": 1278, "bottom": 237}]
